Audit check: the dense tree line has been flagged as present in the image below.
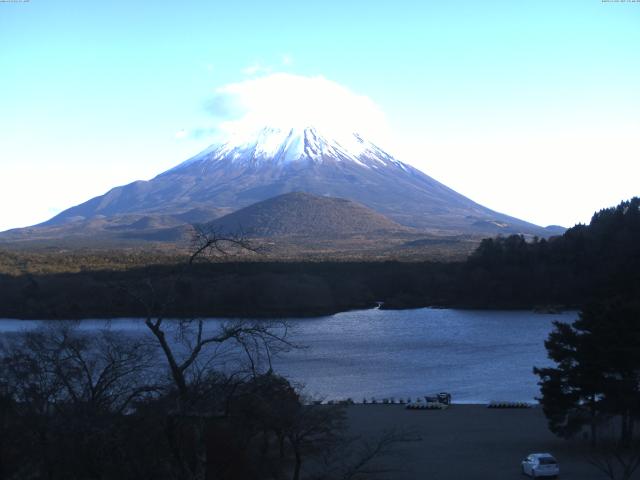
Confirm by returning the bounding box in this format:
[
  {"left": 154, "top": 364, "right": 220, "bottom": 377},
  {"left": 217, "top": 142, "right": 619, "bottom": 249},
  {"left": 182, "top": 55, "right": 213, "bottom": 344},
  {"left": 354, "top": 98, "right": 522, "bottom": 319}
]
[
  {"left": 532, "top": 198, "right": 640, "bottom": 479},
  {"left": 464, "top": 197, "right": 640, "bottom": 307},
  {"left": 0, "top": 197, "right": 638, "bottom": 318},
  {"left": 0, "top": 261, "right": 454, "bottom": 319}
]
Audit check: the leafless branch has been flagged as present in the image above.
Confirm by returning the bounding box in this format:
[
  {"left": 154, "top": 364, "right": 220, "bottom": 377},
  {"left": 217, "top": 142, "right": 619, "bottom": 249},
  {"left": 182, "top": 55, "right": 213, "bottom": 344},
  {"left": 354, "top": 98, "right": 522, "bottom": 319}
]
[
  {"left": 189, "top": 224, "right": 259, "bottom": 264},
  {"left": 587, "top": 437, "right": 640, "bottom": 480}
]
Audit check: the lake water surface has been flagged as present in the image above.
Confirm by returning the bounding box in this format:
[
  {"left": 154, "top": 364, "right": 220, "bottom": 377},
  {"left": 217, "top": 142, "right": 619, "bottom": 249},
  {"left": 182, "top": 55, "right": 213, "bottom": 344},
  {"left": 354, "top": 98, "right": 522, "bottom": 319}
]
[{"left": 0, "top": 308, "right": 576, "bottom": 403}]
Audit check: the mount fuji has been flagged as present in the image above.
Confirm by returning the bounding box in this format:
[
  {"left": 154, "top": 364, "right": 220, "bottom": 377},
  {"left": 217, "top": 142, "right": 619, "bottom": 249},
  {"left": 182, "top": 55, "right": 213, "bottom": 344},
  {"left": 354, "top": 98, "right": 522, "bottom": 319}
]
[{"left": 3, "top": 126, "right": 563, "bottom": 246}]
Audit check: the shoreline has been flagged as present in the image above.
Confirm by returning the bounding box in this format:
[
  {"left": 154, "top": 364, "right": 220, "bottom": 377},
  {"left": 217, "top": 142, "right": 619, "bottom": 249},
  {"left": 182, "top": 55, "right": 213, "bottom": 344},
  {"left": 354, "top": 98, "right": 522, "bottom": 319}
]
[{"left": 0, "top": 305, "right": 579, "bottom": 322}]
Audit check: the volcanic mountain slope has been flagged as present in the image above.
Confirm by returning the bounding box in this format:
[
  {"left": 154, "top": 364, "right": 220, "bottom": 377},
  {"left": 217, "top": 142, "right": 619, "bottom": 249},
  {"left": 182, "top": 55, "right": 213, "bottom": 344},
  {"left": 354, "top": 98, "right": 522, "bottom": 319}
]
[
  {"left": 28, "top": 126, "right": 561, "bottom": 238},
  {"left": 208, "top": 192, "right": 411, "bottom": 238}
]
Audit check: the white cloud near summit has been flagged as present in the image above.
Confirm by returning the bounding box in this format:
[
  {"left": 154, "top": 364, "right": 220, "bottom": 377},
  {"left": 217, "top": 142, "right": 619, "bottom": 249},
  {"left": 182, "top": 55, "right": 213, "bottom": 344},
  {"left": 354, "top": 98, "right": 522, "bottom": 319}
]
[{"left": 203, "top": 73, "right": 391, "bottom": 146}]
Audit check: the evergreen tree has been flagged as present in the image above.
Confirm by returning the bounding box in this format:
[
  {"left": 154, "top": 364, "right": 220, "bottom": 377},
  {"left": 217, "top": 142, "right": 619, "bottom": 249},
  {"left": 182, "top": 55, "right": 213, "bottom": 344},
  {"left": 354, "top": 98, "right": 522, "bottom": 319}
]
[{"left": 535, "top": 301, "right": 640, "bottom": 445}]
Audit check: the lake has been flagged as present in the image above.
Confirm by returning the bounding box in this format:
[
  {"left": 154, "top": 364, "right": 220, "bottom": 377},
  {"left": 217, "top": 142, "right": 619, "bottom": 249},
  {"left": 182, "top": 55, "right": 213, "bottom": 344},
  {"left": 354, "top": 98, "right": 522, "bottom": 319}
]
[{"left": 0, "top": 308, "right": 576, "bottom": 403}]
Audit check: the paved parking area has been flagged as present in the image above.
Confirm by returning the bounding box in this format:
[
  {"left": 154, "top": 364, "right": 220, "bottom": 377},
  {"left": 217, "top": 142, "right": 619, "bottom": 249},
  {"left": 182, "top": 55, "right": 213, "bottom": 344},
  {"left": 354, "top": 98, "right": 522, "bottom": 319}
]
[{"left": 346, "top": 405, "right": 606, "bottom": 479}]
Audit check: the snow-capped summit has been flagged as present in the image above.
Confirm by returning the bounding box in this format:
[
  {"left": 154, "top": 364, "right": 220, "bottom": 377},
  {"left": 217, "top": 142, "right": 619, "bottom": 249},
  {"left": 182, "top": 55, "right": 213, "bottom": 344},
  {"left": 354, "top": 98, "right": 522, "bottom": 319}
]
[{"left": 171, "top": 125, "right": 405, "bottom": 171}]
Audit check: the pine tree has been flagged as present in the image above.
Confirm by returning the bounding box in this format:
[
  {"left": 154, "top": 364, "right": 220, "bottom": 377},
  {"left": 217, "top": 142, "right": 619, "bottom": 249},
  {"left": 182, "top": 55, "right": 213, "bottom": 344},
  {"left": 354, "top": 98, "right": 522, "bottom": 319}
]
[{"left": 535, "top": 301, "right": 640, "bottom": 445}]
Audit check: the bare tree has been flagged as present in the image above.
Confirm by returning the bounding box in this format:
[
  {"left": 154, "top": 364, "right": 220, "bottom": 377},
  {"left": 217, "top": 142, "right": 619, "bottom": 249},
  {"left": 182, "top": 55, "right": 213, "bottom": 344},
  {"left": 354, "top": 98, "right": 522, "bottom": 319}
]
[
  {"left": 122, "top": 226, "right": 293, "bottom": 480},
  {"left": 588, "top": 443, "right": 640, "bottom": 480},
  {"left": 312, "top": 427, "right": 415, "bottom": 480},
  {"left": 0, "top": 371, "right": 17, "bottom": 480},
  {"left": 279, "top": 397, "right": 414, "bottom": 480},
  {"left": 337, "top": 430, "right": 413, "bottom": 480},
  {"left": 286, "top": 404, "right": 345, "bottom": 480},
  {"left": 0, "top": 323, "right": 157, "bottom": 479},
  {"left": 587, "top": 423, "right": 640, "bottom": 480},
  {"left": 17, "top": 324, "right": 157, "bottom": 413}
]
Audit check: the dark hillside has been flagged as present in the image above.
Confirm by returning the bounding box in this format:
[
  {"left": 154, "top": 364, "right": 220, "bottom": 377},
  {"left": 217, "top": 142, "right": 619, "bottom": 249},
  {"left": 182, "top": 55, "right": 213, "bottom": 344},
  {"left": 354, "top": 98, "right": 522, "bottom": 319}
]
[{"left": 208, "top": 192, "right": 410, "bottom": 238}]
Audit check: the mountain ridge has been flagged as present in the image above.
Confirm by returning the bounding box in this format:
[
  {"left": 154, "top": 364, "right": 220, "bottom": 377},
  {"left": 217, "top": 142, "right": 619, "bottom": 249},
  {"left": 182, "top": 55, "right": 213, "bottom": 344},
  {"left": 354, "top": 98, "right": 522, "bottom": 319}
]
[{"left": 4, "top": 125, "right": 564, "bottom": 247}]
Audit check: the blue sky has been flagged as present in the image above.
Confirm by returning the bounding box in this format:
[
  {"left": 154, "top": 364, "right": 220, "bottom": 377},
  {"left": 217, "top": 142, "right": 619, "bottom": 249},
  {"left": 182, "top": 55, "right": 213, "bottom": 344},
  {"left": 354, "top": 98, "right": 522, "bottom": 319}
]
[{"left": 1, "top": 0, "right": 639, "bottom": 231}]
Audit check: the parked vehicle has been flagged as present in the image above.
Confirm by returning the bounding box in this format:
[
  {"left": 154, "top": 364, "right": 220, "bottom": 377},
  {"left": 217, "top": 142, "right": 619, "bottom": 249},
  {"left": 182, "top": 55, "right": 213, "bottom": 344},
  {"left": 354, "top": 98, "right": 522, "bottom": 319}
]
[{"left": 521, "top": 453, "right": 559, "bottom": 478}]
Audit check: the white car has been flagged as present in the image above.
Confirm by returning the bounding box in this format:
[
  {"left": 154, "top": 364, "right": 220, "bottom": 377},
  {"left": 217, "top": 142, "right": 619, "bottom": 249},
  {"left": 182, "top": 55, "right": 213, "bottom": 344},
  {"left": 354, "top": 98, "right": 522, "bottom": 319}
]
[{"left": 521, "top": 453, "right": 559, "bottom": 478}]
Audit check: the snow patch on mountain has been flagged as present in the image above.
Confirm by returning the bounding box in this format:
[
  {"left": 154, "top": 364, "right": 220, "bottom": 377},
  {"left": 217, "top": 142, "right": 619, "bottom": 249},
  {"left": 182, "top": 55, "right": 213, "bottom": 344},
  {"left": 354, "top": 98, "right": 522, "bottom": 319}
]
[{"left": 171, "top": 126, "right": 409, "bottom": 172}]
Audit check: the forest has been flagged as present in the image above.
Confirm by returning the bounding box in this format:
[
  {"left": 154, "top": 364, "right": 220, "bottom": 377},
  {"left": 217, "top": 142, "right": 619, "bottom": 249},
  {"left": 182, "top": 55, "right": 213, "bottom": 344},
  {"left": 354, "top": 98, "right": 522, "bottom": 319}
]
[{"left": 0, "top": 197, "right": 638, "bottom": 319}]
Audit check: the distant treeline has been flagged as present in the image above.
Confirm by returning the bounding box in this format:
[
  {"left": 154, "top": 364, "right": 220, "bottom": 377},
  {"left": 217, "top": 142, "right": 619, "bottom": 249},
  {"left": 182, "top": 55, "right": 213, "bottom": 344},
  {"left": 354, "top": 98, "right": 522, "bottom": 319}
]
[
  {"left": 461, "top": 197, "right": 640, "bottom": 309},
  {"left": 0, "top": 197, "right": 638, "bottom": 319}
]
